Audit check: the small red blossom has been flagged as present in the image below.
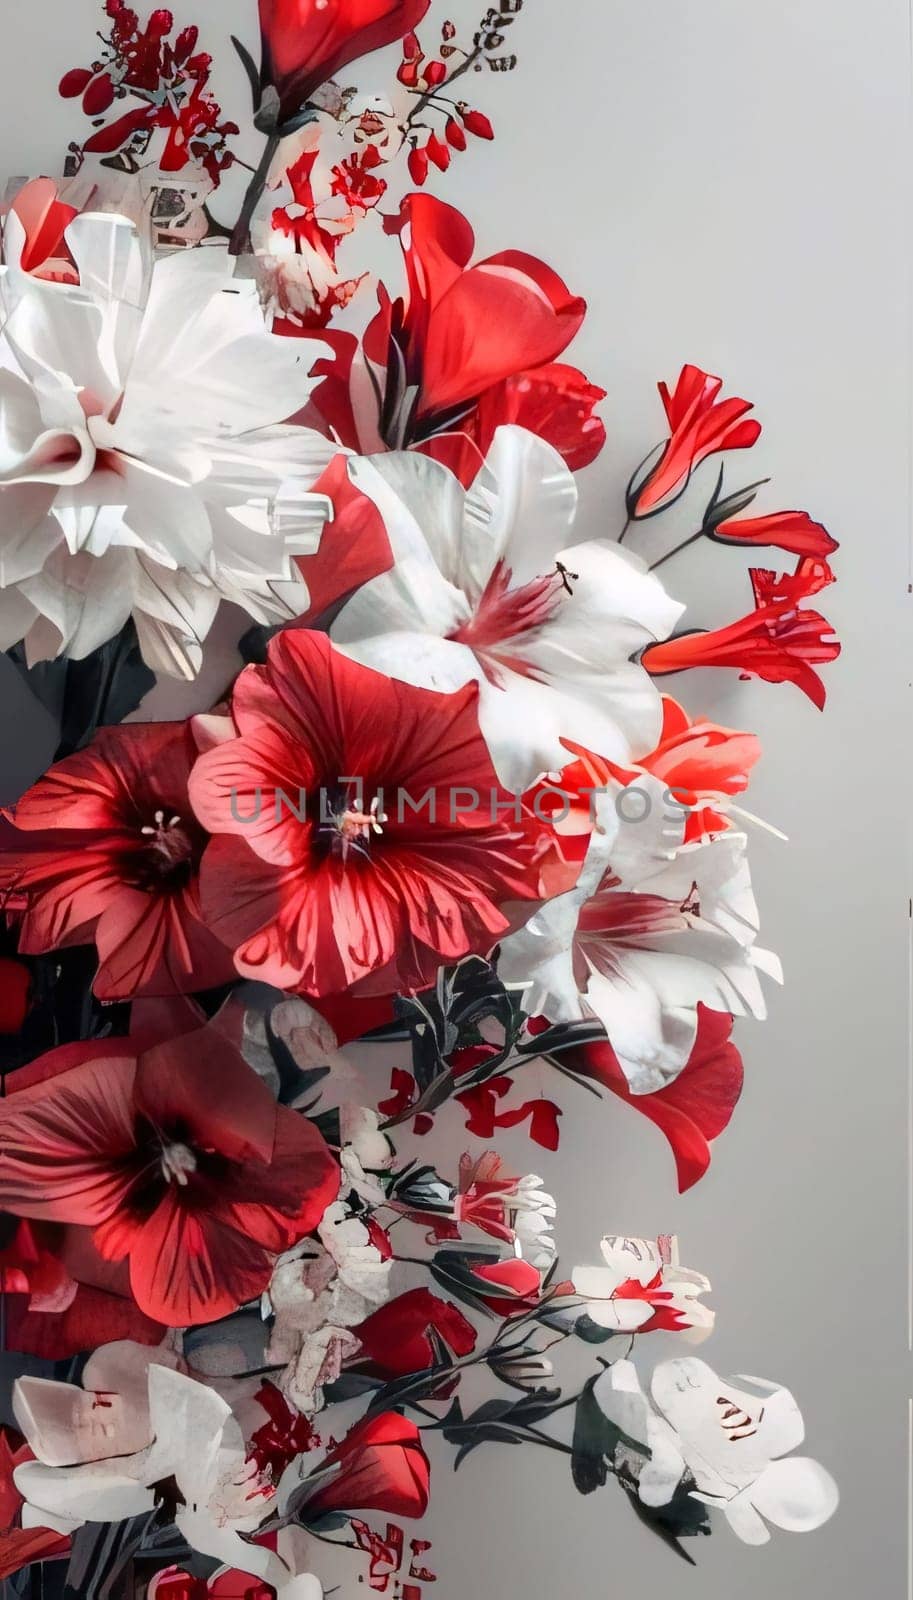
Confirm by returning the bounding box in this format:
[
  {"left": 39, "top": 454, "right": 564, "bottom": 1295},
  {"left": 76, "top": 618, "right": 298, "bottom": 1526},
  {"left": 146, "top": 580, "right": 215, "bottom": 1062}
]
[
  {"left": 354, "top": 1287, "right": 476, "bottom": 1374},
  {"left": 642, "top": 557, "right": 840, "bottom": 709},
  {"left": 455, "top": 1076, "right": 562, "bottom": 1151},
  {"left": 470, "top": 1255, "right": 543, "bottom": 1317},
  {"left": 377, "top": 1068, "right": 434, "bottom": 1135},
  {"left": 189, "top": 629, "right": 580, "bottom": 999},
  {"left": 0, "top": 1023, "right": 338, "bottom": 1325},
  {"left": 632, "top": 364, "right": 761, "bottom": 517},
  {"left": 1, "top": 721, "right": 236, "bottom": 1001}
]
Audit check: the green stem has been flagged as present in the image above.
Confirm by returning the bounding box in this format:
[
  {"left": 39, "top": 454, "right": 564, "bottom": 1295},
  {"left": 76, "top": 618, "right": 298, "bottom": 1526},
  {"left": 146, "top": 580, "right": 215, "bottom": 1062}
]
[
  {"left": 230, "top": 129, "right": 281, "bottom": 256},
  {"left": 648, "top": 529, "right": 705, "bottom": 571}
]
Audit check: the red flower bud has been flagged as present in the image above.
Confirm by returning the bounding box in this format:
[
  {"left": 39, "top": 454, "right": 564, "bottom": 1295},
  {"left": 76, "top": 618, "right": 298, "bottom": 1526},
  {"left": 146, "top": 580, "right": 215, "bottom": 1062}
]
[
  {"left": 402, "top": 29, "right": 422, "bottom": 58},
  {"left": 408, "top": 144, "right": 429, "bottom": 184},
  {"left": 463, "top": 108, "right": 494, "bottom": 139},
  {"left": 397, "top": 58, "right": 421, "bottom": 86},
  {"left": 147, "top": 7, "right": 173, "bottom": 37},
  {"left": 424, "top": 58, "right": 447, "bottom": 85},
  {"left": 445, "top": 116, "right": 467, "bottom": 150},
  {"left": 59, "top": 67, "right": 93, "bottom": 98},
  {"left": 425, "top": 130, "right": 450, "bottom": 170},
  {"left": 173, "top": 24, "right": 199, "bottom": 63},
  {"left": 0, "top": 958, "right": 31, "bottom": 1035},
  {"left": 82, "top": 72, "right": 116, "bottom": 115}
]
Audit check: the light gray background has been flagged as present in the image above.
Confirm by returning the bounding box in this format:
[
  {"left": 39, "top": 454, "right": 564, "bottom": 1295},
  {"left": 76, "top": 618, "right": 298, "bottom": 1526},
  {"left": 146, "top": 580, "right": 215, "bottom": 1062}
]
[{"left": 0, "top": 1, "right": 910, "bottom": 1594}]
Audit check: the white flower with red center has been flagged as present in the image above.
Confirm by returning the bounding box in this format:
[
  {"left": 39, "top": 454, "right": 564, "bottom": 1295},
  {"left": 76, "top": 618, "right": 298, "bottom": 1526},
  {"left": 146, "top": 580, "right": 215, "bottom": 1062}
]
[
  {"left": 595, "top": 1358, "right": 839, "bottom": 1545},
  {"left": 0, "top": 202, "right": 337, "bottom": 675},
  {"left": 329, "top": 424, "right": 683, "bottom": 789},
  {"left": 454, "top": 1151, "right": 556, "bottom": 1269},
  {"left": 571, "top": 1234, "right": 713, "bottom": 1336},
  {"left": 499, "top": 762, "right": 780, "bottom": 1093}
]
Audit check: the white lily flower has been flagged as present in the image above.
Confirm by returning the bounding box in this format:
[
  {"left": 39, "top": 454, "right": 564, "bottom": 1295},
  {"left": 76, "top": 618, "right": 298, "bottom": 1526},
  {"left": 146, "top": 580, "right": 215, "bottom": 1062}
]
[
  {"left": 500, "top": 773, "right": 780, "bottom": 1092},
  {"left": 330, "top": 426, "right": 683, "bottom": 790}
]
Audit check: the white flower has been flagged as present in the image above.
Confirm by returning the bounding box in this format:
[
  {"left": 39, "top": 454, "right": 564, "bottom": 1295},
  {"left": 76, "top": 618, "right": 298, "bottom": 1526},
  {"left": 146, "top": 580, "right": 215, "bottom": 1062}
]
[
  {"left": 339, "top": 1105, "right": 395, "bottom": 1205},
  {"left": 500, "top": 772, "right": 780, "bottom": 1092},
  {"left": 595, "top": 1358, "right": 839, "bottom": 1545},
  {"left": 571, "top": 1235, "right": 713, "bottom": 1337},
  {"left": 509, "top": 1176, "right": 557, "bottom": 1271},
  {"left": 13, "top": 1365, "right": 324, "bottom": 1588},
  {"left": 264, "top": 1200, "right": 393, "bottom": 1414},
  {"left": 330, "top": 426, "right": 683, "bottom": 789},
  {"left": 0, "top": 209, "right": 337, "bottom": 675}
]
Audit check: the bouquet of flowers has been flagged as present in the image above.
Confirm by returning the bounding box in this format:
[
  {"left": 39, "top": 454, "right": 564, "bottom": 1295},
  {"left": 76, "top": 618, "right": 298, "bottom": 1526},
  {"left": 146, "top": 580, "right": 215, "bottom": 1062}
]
[{"left": 0, "top": 3, "right": 841, "bottom": 1596}]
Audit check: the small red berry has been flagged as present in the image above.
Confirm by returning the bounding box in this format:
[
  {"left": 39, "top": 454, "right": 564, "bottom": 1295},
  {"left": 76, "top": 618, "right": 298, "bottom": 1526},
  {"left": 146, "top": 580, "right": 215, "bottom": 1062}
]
[
  {"left": 425, "top": 131, "right": 450, "bottom": 171},
  {"left": 59, "top": 67, "right": 94, "bottom": 98},
  {"left": 445, "top": 117, "right": 467, "bottom": 150},
  {"left": 463, "top": 108, "right": 494, "bottom": 139},
  {"left": 82, "top": 72, "right": 116, "bottom": 114},
  {"left": 408, "top": 145, "right": 429, "bottom": 185},
  {"left": 424, "top": 59, "right": 447, "bottom": 86}
]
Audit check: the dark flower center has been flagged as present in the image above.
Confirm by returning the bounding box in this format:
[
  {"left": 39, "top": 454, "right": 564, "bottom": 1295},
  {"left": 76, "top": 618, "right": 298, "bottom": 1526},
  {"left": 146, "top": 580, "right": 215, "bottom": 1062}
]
[
  {"left": 312, "top": 785, "right": 388, "bottom": 866},
  {"left": 126, "top": 809, "right": 204, "bottom": 892}
]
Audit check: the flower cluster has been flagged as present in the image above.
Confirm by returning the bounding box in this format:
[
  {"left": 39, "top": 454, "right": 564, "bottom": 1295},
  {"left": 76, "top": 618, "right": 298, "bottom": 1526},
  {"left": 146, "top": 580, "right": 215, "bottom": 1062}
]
[{"left": 0, "top": 2, "right": 840, "bottom": 1596}]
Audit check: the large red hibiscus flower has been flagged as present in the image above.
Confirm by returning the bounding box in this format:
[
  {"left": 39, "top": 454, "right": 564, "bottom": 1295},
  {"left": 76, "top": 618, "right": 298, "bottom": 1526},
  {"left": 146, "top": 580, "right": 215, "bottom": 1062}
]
[
  {"left": 0, "top": 1023, "right": 338, "bottom": 1325},
  {"left": 1, "top": 722, "right": 235, "bottom": 1001},
  {"left": 188, "top": 629, "right": 582, "bottom": 999}
]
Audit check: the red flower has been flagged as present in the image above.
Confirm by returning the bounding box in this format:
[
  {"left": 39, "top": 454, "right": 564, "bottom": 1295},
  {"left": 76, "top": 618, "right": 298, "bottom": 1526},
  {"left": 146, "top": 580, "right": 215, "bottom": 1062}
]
[
  {"left": 1, "top": 722, "right": 236, "bottom": 1000},
  {"left": 708, "top": 507, "right": 838, "bottom": 558},
  {"left": 455, "top": 1077, "right": 562, "bottom": 1151},
  {"left": 560, "top": 1005, "right": 744, "bottom": 1191},
  {"left": 354, "top": 1287, "right": 476, "bottom": 1374},
  {"left": 426, "top": 360, "right": 606, "bottom": 488},
  {"left": 293, "top": 453, "right": 394, "bottom": 625},
  {"left": 5, "top": 179, "right": 79, "bottom": 283},
  {"left": 603, "top": 696, "right": 762, "bottom": 843},
  {"left": 632, "top": 364, "right": 761, "bottom": 517},
  {"left": 259, "top": 0, "right": 431, "bottom": 127},
  {"left": 470, "top": 1255, "right": 543, "bottom": 1316},
  {"left": 0, "top": 1022, "right": 338, "bottom": 1325},
  {"left": 188, "top": 630, "right": 579, "bottom": 998},
  {"left": 303, "top": 1412, "right": 430, "bottom": 1519},
  {"left": 0, "top": 957, "right": 31, "bottom": 1033},
  {"left": 642, "top": 557, "right": 839, "bottom": 709},
  {"left": 378, "top": 193, "right": 586, "bottom": 426},
  {"left": 0, "top": 1427, "right": 70, "bottom": 1583}
]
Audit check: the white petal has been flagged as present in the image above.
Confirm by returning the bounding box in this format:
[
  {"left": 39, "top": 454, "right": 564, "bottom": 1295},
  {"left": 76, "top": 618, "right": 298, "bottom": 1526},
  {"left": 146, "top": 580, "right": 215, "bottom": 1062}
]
[{"left": 748, "top": 1457, "right": 839, "bottom": 1533}]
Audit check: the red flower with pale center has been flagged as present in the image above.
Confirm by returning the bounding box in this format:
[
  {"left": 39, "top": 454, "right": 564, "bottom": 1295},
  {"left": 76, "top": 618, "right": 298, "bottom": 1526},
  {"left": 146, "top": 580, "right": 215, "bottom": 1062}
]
[
  {"left": 0, "top": 1023, "right": 338, "bottom": 1326},
  {"left": 259, "top": 0, "right": 431, "bottom": 126},
  {"left": 353, "top": 1286, "right": 476, "bottom": 1375},
  {"left": 1, "top": 722, "right": 236, "bottom": 1001},
  {"left": 642, "top": 557, "right": 840, "bottom": 709},
  {"left": 302, "top": 1411, "right": 430, "bottom": 1519},
  {"left": 188, "top": 629, "right": 581, "bottom": 999},
  {"left": 632, "top": 364, "right": 761, "bottom": 517}
]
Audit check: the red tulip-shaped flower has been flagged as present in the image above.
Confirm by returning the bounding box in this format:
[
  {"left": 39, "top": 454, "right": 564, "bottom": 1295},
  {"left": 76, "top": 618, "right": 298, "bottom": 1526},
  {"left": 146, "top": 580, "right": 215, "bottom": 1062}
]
[
  {"left": 378, "top": 193, "right": 587, "bottom": 426},
  {"left": 632, "top": 364, "right": 761, "bottom": 517},
  {"left": 258, "top": 0, "right": 431, "bottom": 127},
  {"left": 301, "top": 1412, "right": 430, "bottom": 1518}
]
